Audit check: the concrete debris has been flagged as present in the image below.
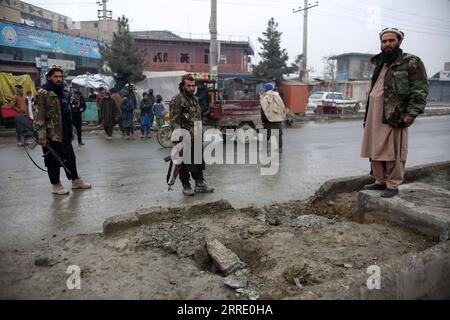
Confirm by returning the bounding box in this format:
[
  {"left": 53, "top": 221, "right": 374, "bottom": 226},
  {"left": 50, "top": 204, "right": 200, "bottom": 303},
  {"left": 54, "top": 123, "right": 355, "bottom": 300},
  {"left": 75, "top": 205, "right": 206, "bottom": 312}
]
[
  {"left": 223, "top": 274, "right": 248, "bottom": 289},
  {"left": 289, "top": 214, "right": 334, "bottom": 229},
  {"left": 247, "top": 225, "right": 267, "bottom": 236},
  {"left": 236, "top": 288, "right": 259, "bottom": 300},
  {"left": 267, "top": 216, "right": 281, "bottom": 226},
  {"left": 294, "top": 278, "right": 304, "bottom": 290},
  {"left": 206, "top": 239, "right": 247, "bottom": 276},
  {"left": 162, "top": 241, "right": 177, "bottom": 254},
  {"left": 114, "top": 239, "right": 130, "bottom": 252},
  {"left": 282, "top": 261, "right": 308, "bottom": 285},
  {"left": 255, "top": 214, "right": 267, "bottom": 223}
]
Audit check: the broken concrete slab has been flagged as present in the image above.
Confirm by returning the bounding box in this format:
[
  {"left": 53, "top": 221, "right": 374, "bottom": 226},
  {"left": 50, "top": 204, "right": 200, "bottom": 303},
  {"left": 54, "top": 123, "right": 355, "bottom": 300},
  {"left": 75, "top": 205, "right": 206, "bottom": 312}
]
[
  {"left": 103, "top": 213, "right": 141, "bottom": 235},
  {"left": 223, "top": 274, "right": 248, "bottom": 289},
  {"left": 136, "top": 200, "right": 233, "bottom": 225},
  {"left": 206, "top": 239, "right": 246, "bottom": 276},
  {"left": 103, "top": 201, "right": 235, "bottom": 235},
  {"left": 358, "top": 183, "right": 450, "bottom": 241}
]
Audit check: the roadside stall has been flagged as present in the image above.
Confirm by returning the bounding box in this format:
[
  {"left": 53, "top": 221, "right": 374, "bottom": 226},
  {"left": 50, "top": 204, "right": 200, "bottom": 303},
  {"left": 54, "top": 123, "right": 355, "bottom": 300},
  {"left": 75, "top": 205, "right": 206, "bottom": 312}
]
[
  {"left": 0, "top": 72, "right": 36, "bottom": 128},
  {"left": 71, "top": 73, "right": 116, "bottom": 122}
]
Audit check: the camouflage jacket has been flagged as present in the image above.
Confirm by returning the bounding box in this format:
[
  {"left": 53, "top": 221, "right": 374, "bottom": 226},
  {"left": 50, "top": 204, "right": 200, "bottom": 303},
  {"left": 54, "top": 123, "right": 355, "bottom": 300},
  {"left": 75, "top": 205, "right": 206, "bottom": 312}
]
[
  {"left": 33, "top": 87, "right": 64, "bottom": 142},
  {"left": 169, "top": 91, "right": 201, "bottom": 136},
  {"left": 365, "top": 50, "right": 429, "bottom": 128}
]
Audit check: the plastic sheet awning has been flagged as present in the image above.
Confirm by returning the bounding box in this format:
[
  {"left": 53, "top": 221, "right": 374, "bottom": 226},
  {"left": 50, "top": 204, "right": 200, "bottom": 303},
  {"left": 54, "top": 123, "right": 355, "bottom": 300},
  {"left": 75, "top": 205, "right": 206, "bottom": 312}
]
[{"left": 71, "top": 74, "right": 116, "bottom": 90}]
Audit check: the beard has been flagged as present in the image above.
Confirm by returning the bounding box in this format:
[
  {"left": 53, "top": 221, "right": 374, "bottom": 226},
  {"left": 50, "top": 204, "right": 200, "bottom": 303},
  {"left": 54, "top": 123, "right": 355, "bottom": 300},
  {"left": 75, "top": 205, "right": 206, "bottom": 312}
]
[
  {"left": 48, "top": 80, "right": 64, "bottom": 94},
  {"left": 381, "top": 46, "right": 402, "bottom": 65}
]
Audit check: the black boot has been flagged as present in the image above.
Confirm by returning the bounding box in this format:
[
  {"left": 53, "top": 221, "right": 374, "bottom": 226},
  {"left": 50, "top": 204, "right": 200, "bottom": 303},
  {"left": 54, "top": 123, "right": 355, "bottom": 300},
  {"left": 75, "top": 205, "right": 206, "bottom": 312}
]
[
  {"left": 381, "top": 188, "right": 399, "bottom": 198},
  {"left": 182, "top": 183, "right": 195, "bottom": 196},
  {"left": 363, "top": 183, "right": 386, "bottom": 191},
  {"left": 194, "top": 180, "right": 214, "bottom": 193}
]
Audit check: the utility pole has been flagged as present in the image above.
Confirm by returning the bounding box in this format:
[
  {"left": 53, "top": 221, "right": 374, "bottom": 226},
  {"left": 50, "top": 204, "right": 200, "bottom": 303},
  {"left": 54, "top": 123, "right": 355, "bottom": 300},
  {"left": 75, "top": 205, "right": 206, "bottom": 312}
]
[
  {"left": 97, "top": 0, "right": 112, "bottom": 20},
  {"left": 209, "top": 0, "right": 218, "bottom": 76},
  {"left": 293, "top": 1, "right": 318, "bottom": 84}
]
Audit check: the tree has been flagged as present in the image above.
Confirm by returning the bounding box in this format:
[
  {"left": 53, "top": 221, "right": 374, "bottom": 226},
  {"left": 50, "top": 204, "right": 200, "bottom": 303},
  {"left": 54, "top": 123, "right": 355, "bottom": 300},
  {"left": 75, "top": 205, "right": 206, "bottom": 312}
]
[
  {"left": 290, "top": 54, "right": 303, "bottom": 76},
  {"left": 323, "top": 55, "right": 337, "bottom": 92},
  {"left": 253, "top": 18, "right": 295, "bottom": 81},
  {"left": 291, "top": 54, "right": 315, "bottom": 78},
  {"left": 99, "top": 15, "right": 145, "bottom": 88}
]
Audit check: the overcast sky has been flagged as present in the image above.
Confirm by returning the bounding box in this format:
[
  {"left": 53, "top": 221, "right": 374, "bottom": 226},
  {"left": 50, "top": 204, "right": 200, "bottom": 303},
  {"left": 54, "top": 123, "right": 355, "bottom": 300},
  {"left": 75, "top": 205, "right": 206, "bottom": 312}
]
[{"left": 27, "top": 0, "right": 450, "bottom": 77}]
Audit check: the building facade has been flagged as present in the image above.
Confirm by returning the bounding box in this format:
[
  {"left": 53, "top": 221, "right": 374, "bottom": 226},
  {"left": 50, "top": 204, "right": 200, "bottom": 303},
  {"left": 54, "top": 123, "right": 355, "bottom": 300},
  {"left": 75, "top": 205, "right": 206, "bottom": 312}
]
[
  {"left": 132, "top": 31, "right": 254, "bottom": 74},
  {"left": 0, "top": 20, "right": 101, "bottom": 82},
  {"left": 331, "top": 53, "right": 375, "bottom": 81},
  {"left": 0, "top": 0, "right": 117, "bottom": 82},
  {"left": 68, "top": 20, "right": 118, "bottom": 43},
  {"left": 0, "top": 0, "right": 72, "bottom": 33}
]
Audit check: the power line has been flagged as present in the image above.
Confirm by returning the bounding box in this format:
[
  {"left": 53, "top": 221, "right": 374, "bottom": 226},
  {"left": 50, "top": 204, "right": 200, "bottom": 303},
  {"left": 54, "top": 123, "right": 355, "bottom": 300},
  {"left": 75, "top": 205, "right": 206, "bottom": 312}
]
[
  {"left": 357, "top": 0, "right": 450, "bottom": 24},
  {"left": 318, "top": 6, "right": 450, "bottom": 37},
  {"left": 320, "top": 2, "right": 450, "bottom": 33}
]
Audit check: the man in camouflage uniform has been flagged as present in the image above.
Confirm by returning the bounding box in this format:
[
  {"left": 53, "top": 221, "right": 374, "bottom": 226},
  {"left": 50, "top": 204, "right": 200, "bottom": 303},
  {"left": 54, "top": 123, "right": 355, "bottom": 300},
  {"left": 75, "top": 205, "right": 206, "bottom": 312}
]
[
  {"left": 169, "top": 74, "right": 214, "bottom": 196},
  {"left": 361, "top": 28, "right": 429, "bottom": 198},
  {"left": 34, "top": 66, "right": 91, "bottom": 195}
]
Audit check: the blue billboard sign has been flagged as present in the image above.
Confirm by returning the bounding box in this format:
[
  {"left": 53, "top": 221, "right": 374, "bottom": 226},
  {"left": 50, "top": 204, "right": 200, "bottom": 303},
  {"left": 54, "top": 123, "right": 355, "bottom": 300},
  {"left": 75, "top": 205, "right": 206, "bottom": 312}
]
[{"left": 0, "top": 21, "right": 101, "bottom": 59}]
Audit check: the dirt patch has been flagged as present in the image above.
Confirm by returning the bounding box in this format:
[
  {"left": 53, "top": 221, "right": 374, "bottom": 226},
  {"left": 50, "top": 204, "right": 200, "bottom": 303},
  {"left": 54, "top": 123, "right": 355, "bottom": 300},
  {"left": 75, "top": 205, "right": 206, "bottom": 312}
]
[{"left": 0, "top": 188, "right": 436, "bottom": 299}]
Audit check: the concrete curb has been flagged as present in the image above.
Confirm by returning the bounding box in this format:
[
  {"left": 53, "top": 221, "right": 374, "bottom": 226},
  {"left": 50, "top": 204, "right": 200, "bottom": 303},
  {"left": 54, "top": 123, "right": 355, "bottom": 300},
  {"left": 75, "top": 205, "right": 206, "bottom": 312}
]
[
  {"left": 312, "top": 160, "right": 450, "bottom": 202},
  {"left": 358, "top": 240, "right": 450, "bottom": 299},
  {"left": 358, "top": 184, "right": 450, "bottom": 241},
  {"left": 103, "top": 200, "right": 234, "bottom": 235}
]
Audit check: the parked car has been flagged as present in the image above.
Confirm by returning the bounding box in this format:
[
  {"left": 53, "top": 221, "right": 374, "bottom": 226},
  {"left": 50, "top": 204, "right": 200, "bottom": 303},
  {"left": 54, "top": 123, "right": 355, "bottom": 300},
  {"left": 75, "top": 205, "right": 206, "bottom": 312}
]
[{"left": 307, "top": 91, "right": 361, "bottom": 114}]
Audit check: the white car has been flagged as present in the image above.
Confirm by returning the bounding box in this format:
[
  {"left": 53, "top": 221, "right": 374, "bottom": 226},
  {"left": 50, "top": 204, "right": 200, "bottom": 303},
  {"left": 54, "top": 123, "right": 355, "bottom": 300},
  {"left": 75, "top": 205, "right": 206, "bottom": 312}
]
[{"left": 307, "top": 91, "right": 361, "bottom": 113}]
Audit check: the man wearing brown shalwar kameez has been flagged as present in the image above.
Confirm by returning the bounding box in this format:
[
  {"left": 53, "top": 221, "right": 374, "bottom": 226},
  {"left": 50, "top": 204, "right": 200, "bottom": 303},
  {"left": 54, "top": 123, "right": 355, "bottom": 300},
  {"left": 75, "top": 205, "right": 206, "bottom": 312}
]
[{"left": 361, "top": 28, "right": 429, "bottom": 198}]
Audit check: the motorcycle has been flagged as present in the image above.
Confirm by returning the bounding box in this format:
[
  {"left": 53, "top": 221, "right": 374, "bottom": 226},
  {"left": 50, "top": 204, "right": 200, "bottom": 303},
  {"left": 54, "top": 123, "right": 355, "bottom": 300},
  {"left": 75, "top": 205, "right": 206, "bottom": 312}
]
[{"left": 157, "top": 111, "right": 173, "bottom": 148}]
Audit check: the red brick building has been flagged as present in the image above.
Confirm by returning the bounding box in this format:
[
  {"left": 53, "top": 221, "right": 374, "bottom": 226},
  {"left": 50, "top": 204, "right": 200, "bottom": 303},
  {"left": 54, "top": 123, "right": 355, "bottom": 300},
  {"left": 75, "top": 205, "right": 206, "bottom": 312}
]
[{"left": 131, "top": 31, "right": 254, "bottom": 74}]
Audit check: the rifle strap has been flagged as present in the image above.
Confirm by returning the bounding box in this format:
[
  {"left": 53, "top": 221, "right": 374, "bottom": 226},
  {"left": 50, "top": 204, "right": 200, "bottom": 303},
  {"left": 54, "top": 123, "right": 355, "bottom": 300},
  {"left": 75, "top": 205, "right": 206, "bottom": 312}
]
[
  {"left": 23, "top": 144, "right": 47, "bottom": 173},
  {"left": 166, "top": 160, "right": 173, "bottom": 185}
]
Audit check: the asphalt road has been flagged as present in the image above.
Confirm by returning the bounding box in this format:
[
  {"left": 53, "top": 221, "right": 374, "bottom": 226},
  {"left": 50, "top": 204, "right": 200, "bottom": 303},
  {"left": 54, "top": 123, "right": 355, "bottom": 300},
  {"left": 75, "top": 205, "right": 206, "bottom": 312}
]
[{"left": 1, "top": 116, "right": 449, "bottom": 249}]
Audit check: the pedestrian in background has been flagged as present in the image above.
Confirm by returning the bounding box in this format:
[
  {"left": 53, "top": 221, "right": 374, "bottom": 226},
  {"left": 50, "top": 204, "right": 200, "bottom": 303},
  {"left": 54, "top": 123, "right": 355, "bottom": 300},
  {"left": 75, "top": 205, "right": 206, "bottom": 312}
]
[
  {"left": 153, "top": 94, "right": 165, "bottom": 130},
  {"left": 96, "top": 87, "right": 105, "bottom": 125},
  {"left": 120, "top": 93, "right": 135, "bottom": 140},
  {"left": 139, "top": 92, "right": 154, "bottom": 139},
  {"left": 9, "top": 84, "right": 29, "bottom": 146},
  {"left": 260, "top": 83, "right": 286, "bottom": 153},
  {"left": 101, "top": 90, "right": 121, "bottom": 141},
  {"left": 111, "top": 88, "right": 124, "bottom": 135},
  {"left": 148, "top": 88, "right": 156, "bottom": 108},
  {"left": 70, "top": 90, "right": 86, "bottom": 146}
]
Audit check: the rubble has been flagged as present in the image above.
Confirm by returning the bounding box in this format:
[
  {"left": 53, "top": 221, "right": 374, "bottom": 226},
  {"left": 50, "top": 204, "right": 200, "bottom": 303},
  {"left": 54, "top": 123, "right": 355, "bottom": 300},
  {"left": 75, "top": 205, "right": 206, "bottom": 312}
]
[
  {"left": 288, "top": 214, "right": 334, "bottom": 229},
  {"left": 223, "top": 274, "right": 248, "bottom": 289},
  {"left": 236, "top": 288, "right": 260, "bottom": 300},
  {"left": 206, "top": 239, "right": 247, "bottom": 276}
]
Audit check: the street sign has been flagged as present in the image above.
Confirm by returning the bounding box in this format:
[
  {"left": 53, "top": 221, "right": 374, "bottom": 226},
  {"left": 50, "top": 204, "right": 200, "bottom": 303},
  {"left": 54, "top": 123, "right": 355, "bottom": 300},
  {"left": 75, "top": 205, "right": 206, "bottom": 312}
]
[{"left": 40, "top": 54, "right": 48, "bottom": 86}]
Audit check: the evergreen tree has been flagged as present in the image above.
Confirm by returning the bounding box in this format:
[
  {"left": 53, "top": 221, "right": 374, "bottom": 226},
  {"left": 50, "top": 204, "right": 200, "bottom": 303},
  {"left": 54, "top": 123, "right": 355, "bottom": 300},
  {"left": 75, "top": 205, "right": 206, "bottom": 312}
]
[
  {"left": 99, "top": 15, "right": 145, "bottom": 88},
  {"left": 290, "top": 54, "right": 303, "bottom": 75},
  {"left": 253, "top": 18, "right": 294, "bottom": 81}
]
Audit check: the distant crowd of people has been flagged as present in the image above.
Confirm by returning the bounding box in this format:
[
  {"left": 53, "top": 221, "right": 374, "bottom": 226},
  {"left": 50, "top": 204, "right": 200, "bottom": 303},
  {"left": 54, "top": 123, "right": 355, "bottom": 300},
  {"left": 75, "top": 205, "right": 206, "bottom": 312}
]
[{"left": 87, "top": 85, "right": 166, "bottom": 141}]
